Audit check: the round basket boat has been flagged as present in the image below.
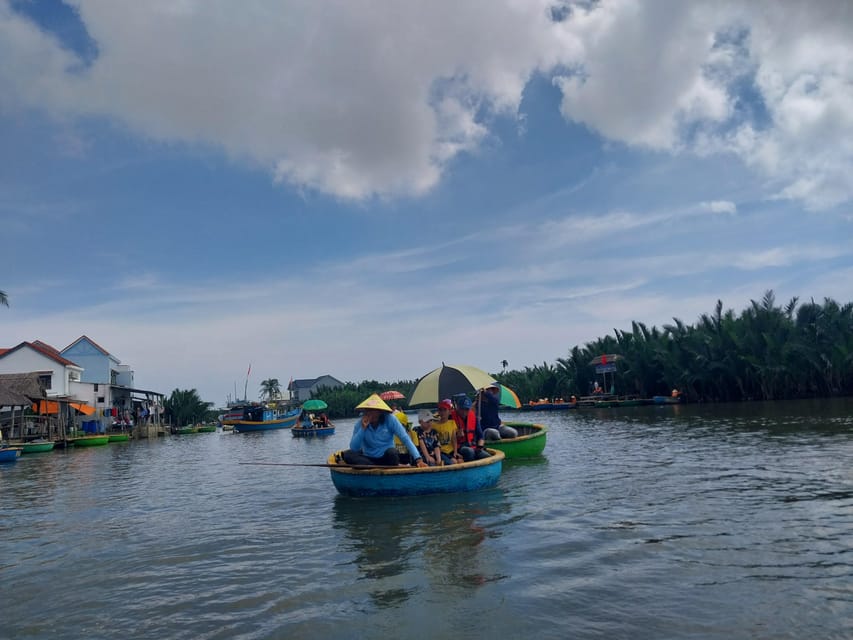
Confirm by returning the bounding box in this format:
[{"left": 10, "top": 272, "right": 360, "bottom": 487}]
[
  {"left": 485, "top": 423, "right": 547, "bottom": 458},
  {"left": 327, "top": 449, "right": 504, "bottom": 497}
]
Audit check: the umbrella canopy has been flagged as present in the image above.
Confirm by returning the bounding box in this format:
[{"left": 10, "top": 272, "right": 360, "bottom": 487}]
[
  {"left": 498, "top": 384, "right": 521, "bottom": 408},
  {"left": 302, "top": 399, "right": 328, "bottom": 411},
  {"left": 408, "top": 364, "right": 497, "bottom": 406},
  {"left": 378, "top": 390, "right": 405, "bottom": 401}
]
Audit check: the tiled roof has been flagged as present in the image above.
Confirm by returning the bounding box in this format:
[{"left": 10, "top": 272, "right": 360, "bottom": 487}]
[{"left": 0, "top": 341, "right": 81, "bottom": 368}]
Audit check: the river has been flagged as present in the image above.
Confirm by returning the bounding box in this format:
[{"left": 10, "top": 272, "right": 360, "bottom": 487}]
[{"left": 2, "top": 399, "right": 852, "bottom": 639}]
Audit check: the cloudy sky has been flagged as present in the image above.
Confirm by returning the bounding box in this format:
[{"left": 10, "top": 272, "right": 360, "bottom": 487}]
[{"left": 2, "top": 0, "right": 852, "bottom": 406}]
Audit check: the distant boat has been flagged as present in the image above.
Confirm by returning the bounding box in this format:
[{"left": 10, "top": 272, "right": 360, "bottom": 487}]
[
  {"left": 327, "top": 449, "right": 504, "bottom": 497},
  {"left": 68, "top": 434, "right": 110, "bottom": 447},
  {"left": 220, "top": 404, "right": 248, "bottom": 425},
  {"left": 196, "top": 424, "right": 216, "bottom": 433},
  {"left": 292, "top": 423, "right": 335, "bottom": 437},
  {"left": 172, "top": 425, "right": 199, "bottom": 435},
  {"left": 526, "top": 400, "right": 577, "bottom": 411},
  {"left": 0, "top": 446, "right": 23, "bottom": 462},
  {"left": 652, "top": 395, "right": 682, "bottom": 405},
  {"left": 232, "top": 408, "right": 299, "bottom": 433},
  {"left": 485, "top": 423, "right": 547, "bottom": 458},
  {"left": 9, "top": 439, "right": 55, "bottom": 454},
  {"left": 107, "top": 433, "right": 130, "bottom": 442}
]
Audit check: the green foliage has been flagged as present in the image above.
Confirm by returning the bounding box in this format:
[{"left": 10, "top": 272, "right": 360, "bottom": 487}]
[
  {"left": 289, "top": 290, "right": 853, "bottom": 412},
  {"left": 259, "top": 378, "right": 281, "bottom": 402},
  {"left": 163, "top": 388, "right": 215, "bottom": 426},
  {"left": 308, "top": 380, "right": 417, "bottom": 419}
]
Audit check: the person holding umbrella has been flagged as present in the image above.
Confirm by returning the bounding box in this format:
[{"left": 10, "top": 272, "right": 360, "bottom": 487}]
[
  {"left": 477, "top": 382, "right": 518, "bottom": 441},
  {"left": 342, "top": 394, "right": 427, "bottom": 467}
]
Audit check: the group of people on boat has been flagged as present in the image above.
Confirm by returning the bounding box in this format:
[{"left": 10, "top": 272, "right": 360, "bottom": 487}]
[
  {"left": 340, "top": 382, "right": 519, "bottom": 467},
  {"left": 299, "top": 410, "right": 331, "bottom": 429}
]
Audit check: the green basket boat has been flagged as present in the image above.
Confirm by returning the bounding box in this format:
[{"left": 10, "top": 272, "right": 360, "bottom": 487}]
[
  {"left": 108, "top": 433, "right": 130, "bottom": 442},
  {"left": 196, "top": 425, "right": 216, "bottom": 433},
  {"left": 485, "top": 423, "right": 547, "bottom": 458},
  {"left": 173, "top": 426, "right": 199, "bottom": 435},
  {"left": 15, "top": 440, "right": 55, "bottom": 454},
  {"left": 70, "top": 434, "right": 110, "bottom": 447}
]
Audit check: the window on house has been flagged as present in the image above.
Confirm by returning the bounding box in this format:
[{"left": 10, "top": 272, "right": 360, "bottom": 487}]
[
  {"left": 38, "top": 374, "right": 52, "bottom": 390},
  {"left": 97, "top": 396, "right": 105, "bottom": 403},
  {"left": 94, "top": 383, "right": 99, "bottom": 391}
]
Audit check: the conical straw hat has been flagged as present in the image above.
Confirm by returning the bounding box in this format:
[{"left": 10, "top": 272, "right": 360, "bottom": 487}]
[{"left": 355, "top": 393, "right": 393, "bottom": 412}]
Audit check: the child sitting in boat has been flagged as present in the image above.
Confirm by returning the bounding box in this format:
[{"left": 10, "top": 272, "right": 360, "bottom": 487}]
[
  {"left": 393, "top": 413, "right": 420, "bottom": 465},
  {"left": 414, "top": 409, "right": 442, "bottom": 466}
]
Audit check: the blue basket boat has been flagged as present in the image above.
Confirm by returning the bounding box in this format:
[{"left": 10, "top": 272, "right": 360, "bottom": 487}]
[{"left": 327, "top": 449, "right": 504, "bottom": 497}]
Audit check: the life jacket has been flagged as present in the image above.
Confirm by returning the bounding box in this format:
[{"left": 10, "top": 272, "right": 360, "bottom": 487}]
[{"left": 453, "top": 409, "right": 477, "bottom": 447}]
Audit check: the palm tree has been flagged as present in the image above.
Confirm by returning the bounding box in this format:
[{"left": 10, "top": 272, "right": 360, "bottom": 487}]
[
  {"left": 501, "top": 359, "right": 508, "bottom": 372},
  {"left": 0, "top": 289, "right": 8, "bottom": 307},
  {"left": 163, "top": 388, "right": 211, "bottom": 426},
  {"left": 259, "top": 378, "right": 281, "bottom": 403}
]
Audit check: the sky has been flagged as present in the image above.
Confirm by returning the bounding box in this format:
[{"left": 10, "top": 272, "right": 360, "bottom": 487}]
[{"left": 2, "top": 0, "right": 852, "bottom": 407}]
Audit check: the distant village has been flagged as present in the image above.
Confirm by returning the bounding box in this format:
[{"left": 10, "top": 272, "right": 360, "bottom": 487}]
[
  {"left": 0, "top": 335, "right": 346, "bottom": 442},
  {"left": 0, "top": 336, "right": 166, "bottom": 441}
]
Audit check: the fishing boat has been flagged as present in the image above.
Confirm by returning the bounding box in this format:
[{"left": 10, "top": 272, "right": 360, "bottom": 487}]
[
  {"left": 485, "top": 423, "right": 547, "bottom": 458},
  {"left": 220, "top": 403, "right": 250, "bottom": 426},
  {"left": 232, "top": 408, "right": 300, "bottom": 433},
  {"left": 327, "top": 449, "right": 504, "bottom": 497},
  {"left": 0, "top": 446, "right": 23, "bottom": 462}
]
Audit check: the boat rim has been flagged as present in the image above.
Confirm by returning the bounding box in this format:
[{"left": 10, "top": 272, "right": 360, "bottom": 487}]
[
  {"left": 327, "top": 448, "right": 504, "bottom": 475},
  {"left": 490, "top": 422, "right": 547, "bottom": 444}
]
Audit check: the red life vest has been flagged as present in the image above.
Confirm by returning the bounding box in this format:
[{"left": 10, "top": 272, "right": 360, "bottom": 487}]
[{"left": 453, "top": 409, "right": 477, "bottom": 447}]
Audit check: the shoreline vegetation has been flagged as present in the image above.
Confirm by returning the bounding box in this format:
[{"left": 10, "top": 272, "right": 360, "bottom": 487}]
[
  {"left": 136, "top": 290, "right": 852, "bottom": 424},
  {"left": 312, "top": 291, "right": 853, "bottom": 420}
]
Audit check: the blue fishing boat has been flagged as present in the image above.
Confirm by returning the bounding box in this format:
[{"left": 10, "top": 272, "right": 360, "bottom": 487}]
[
  {"left": 0, "top": 446, "right": 23, "bottom": 462},
  {"left": 232, "top": 408, "right": 300, "bottom": 433},
  {"left": 327, "top": 449, "right": 504, "bottom": 497}
]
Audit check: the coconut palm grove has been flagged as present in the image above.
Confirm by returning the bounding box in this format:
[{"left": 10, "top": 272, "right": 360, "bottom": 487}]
[{"left": 300, "top": 291, "right": 853, "bottom": 419}]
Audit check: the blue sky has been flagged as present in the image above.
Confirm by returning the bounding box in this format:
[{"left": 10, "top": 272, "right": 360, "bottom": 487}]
[{"left": 2, "top": 1, "right": 852, "bottom": 406}]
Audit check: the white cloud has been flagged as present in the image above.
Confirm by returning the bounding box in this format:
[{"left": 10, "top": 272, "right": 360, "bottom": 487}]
[
  {"left": 702, "top": 200, "right": 737, "bottom": 214},
  {"left": 1, "top": 0, "right": 852, "bottom": 208}
]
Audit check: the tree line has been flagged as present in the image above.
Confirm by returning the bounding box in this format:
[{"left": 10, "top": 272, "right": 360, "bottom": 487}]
[{"left": 163, "top": 291, "right": 853, "bottom": 422}]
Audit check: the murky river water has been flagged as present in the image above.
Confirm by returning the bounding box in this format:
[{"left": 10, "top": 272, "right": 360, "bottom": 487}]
[{"left": 2, "top": 399, "right": 852, "bottom": 639}]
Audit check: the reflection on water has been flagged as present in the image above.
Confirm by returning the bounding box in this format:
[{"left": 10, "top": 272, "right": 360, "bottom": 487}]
[
  {"left": 1, "top": 401, "right": 851, "bottom": 639},
  {"left": 332, "top": 489, "right": 511, "bottom": 608}
]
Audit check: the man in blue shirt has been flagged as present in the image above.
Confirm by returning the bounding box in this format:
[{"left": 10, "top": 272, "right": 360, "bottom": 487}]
[
  {"left": 342, "top": 393, "right": 426, "bottom": 467},
  {"left": 477, "top": 382, "right": 518, "bottom": 441}
]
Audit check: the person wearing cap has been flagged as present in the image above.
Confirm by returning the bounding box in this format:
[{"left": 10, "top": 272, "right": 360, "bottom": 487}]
[
  {"left": 434, "top": 399, "right": 461, "bottom": 464},
  {"left": 476, "top": 381, "right": 518, "bottom": 441},
  {"left": 342, "top": 394, "right": 427, "bottom": 467},
  {"left": 452, "top": 395, "right": 489, "bottom": 461},
  {"left": 414, "top": 409, "right": 442, "bottom": 466}
]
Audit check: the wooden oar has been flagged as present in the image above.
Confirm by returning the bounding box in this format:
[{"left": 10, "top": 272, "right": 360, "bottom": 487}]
[{"left": 238, "top": 461, "right": 400, "bottom": 470}]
